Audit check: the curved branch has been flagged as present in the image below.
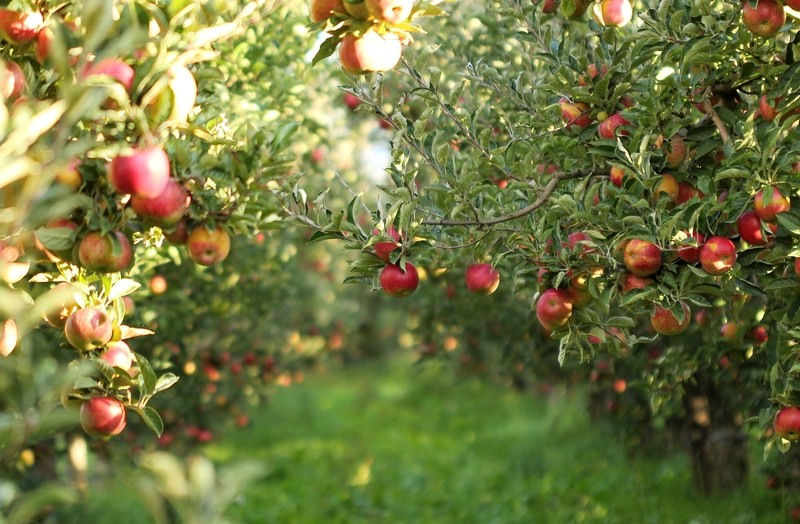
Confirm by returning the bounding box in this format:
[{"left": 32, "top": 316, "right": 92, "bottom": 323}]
[
  {"left": 421, "top": 171, "right": 593, "bottom": 227},
  {"left": 702, "top": 99, "right": 731, "bottom": 146}
]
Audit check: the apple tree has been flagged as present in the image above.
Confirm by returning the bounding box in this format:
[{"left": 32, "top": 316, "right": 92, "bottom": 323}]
[{"left": 295, "top": 0, "right": 800, "bottom": 495}]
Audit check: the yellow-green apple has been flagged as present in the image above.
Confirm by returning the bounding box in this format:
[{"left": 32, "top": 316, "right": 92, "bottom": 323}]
[
  {"left": 80, "top": 396, "right": 127, "bottom": 437},
  {"left": 754, "top": 186, "right": 790, "bottom": 221},
  {"left": 742, "top": 0, "right": 785, "bottom": 37},
  {"left": 774, "top": 406, "right": 800, "bottom": 440},
  {"left": 676, "top": 230, "right": 705, "bottom": 263},
  {"left": 720, "top": 321, "right": 741, "bottom": 341},
  {"left": 609, "top": 166, "right": 624, "bottom": 187},
  {"left": 536, "top": 288, "right": 573, "bottom": 330},
  {"left": 310, "top": 0, "right": 345, "bottom": 21},
  {"left": 65, "top": 307, "right": 114, "bottom": 351},
  {"left": 81, "top": 57, "right": 135, "bottom": 92},
  {"left": 560, "top": 99, "right": 592, "bottom": 128},
  {"left": 366, "top": 0, "right": 413, "bottom": 24},
  {"left": 109, "top": 146, "right": 170, "bottom": 198},
  {"left": 54, "top": 158, "right": 82, "bottom": 190},
  {"left": 664, "top": 135, "right": 687, "bottom": 167},
  {"left": 623, "top": 238, "right": 662, "bottom": 277},
  {"left": 78, "top": 231, "right": 133, "bottom": 273},
  {"left": 737, "top": 210, "right": 772, "bottom": 246},
  {"left": 100, "top": 340, "right": 135, "bottom": 373},
  {"left": 344, "top": 0, "right": 370, "bottom": 18},
  {"left": 592, "top": 0, "right": 633, "bottom": 27},
  {"left": 0, "top": 60, "right": 24, "bottom": 100},
  {"left": 187, "top": 225, "right": 231, "bottom": 266},
  {"left": 655, "top": 173, "right": 679, "bottom": 204},
  {"left": 380, "top": 262, "right": 419, "bottom": 297},
  {"left": 597, "top": 112, "right": 630, "bottom": 139},
  {"left": 131, "top": 178, "right": 189, "bottom": 227},
  {"left": 465, "top": 263, "right": 500, "bottom": 294},
  {"left": 620, "top": 272, "right": 654, "bottom": 293},
  {"left": 0, "top": 9, "right": 43, "bottom": 44},
  {"left": 650, "top": 300, "right": 691, "bottom": 336},
  {"left": 339, "top": 31, "right": 402, "bottom": 74},
  {"left": 699, "top": 236, "right": 736, "bottom": 275},
  {"left": 0, "top": 319, "right": 17, "bottom": 357}
]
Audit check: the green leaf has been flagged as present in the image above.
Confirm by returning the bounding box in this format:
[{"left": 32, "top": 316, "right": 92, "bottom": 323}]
[
  {"left": 136, "top": 353, "right": 158, "bottom": 398},
  {"left": 154, "top": 373, "right": 180, "bottom": 394},
  {"left": 137, "top": 406, "right": 164, "bottom": 437},
  {"left": 108, "top": 279, "right": 141, "bottom": 301}
]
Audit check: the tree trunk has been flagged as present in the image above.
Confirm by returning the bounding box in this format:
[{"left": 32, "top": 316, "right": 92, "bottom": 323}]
[{"left": 683, "top": 370, "right": 749, "bottom": 495}]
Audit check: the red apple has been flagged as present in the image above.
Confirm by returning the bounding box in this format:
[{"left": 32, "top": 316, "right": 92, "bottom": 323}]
[
  {"left": 563, "top": 0, "right": 590, "bottom": 18},
  {"left": 664, "top": 135, "right": 687, "bottom": 168},
  {"left": 567, "top": 231, "right": 597, "bottom": 257},
  {"left": 748, "top": 325, "right": 769, "bottom": 345},
  {"left": 655, "top": 173, "right": 680, "bottom": 204},
  {"left": 759, "top": 94, "right": 779, "bottom": 121},
  {"left": 80, "top": 396, "right": 127, "bottom": 437},
  {"left": 609, "top": 166, "right": 624, "bottom": 187},
  {"left": 737, "top": 210, "right": 772, "bottom": 246},
  {"left": 754, "top": 186, "right": 790, "bottom": 221},
  {"left": 623, "top": 239, "right": 662, "bottom": 277},
  {"left": 465, "top": 263, "right": 500, "bottom": 294},
  {"left": 366, "top": 0, "right": 413, "bottom": 24},
  {"left": 794, "top": 257, "right": 800, "bottom": 276},
  {"left": 130, "top": 178, "right": 189, "bottom": 227},
  {"left": 676, "top": 182, "right": 705, "bottom": 205},
  {"left": 149, "top": 275, "right": 168, "bottom": 295},
  {"left": 677, "top": 230, "right": 705, "bottom": 264},
  {"left": 339, "top": 31, "right": 402, "bottom": 74},
  {"left": 373, "top": 226, "right": 401, "bottom": 262},
  {"left": 380, "top": 262, "right": 419, "bottom": 297},
  {"left": 560, "top": 99, "right": 593, "bottom": 129},
  {"left": 0, "top": 9, "right": 43, "bottom": 45},
  {"left": 343, "top": 92, "right": 361, "bottom": 110},
  {"left": 592, "top": 0, "right": 633, "bottom": 27},
  {"left": 699, "top": 236, "right": 737, "bottom": 275},
  {"left": 81, "top": 57, "right": 135, "bottom": 92},
  {"left": 720, "top": 321, "right": 741, "bottom": 341},
  {"left": 100, "top": 340, "right": 135, "bottom": 372},
  {"left": 35, "top": 25, "right": 51, "bottom": 63},
  {"left": 187, "top": 225, "right": 231, "bottom": 266},
  {"left": 164, "top": 219, "right": 189, "bottom": 245},
  {"left": 108, "top": 146, "right": 171, "bottom": 198},
  {"left": 541, "top": 0, "right": 559, "bottom": 13},
  {"left": 78, "top": 231, "right": 133, "bottom": 273},
  {"left": 597, "top": 112, "right": 630, "bottom": 139},
  {"left": 774, "top": 406, "right": 800, "bottom": 440},
  {"left": 567, "top": 286, "right": 592, "bottom": 308},
  {"left": 536, "top": 288, "right": 573, "bottom": 330},
  {"left": 578, "top": 63, "right": 608, "bottom": 86},
  {"left": 0, "top": 60, "right": 24, "bottom": 100},
  {"left": 310, "top": 0, "right": 345, "bottom": 21},
  {"left": 64, "top": 307, "right": 114, "bottom": 351},
  {"left": 650, "top": 301, "right": 691, "bottom": 336},
  {"left": 742, "top": 0, "right": 786, "bottom": 38},
  {"left": 620, "top": 272, "right": 654, "bottom": 293}
]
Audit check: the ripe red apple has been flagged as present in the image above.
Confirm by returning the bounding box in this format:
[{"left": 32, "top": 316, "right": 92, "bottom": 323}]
[
  {"left": 699, "top": 236, "right": 737, "bottom": 275},
  {"left": 620, "top": 272, "right": 654, "bottom": 293},
  {"left": 80, "top": 396, "right": 127, "bottom": 437},
  {"left": 465, "top": 263, "right": 500, "bottom": 294},
  {"left": 149, "top": 275, "right": 168, "bottom": 295},
  {"left": 664, "top": 135, "right": 687, "bottom": 168},
  {"left": 164, "top": 219, "right": 189, "bottom": 245},
  {"left": 187, "top": 225, "right": 231, "bottom": 266},
  {"left": 560, "top": 99, "right": 593, "bottom": 129},
  {"left": 677, "top": 230, "right": 705, "bottom": 264},
  {"left": 562, "top": 0, "right": 590, "bottom": 18},
  {"left": 675, "top": 181, "right": 705, "bottom": 205},
  {"left": 78, "top": 231, "right": 133, "bottom": 273},
  {"left": 373, "top": 226, "right": 401, "bottom": 262},
  {"left": 567, "top": 286, "right": 592, "bottom": 308},
  {"left": 100, "top": 340, "right": 135, "bottom": 372},
  {"left": 592, "top": 0, "right": 633, "bottom": 27},
  {"left": 609, "top": 166, "right": 624, "bottom": 187},
  {"left": 0, "top": 9, "right": 43, "bottom": 45},
  {"left": 35, "top": 25, "right": 51, "bottom": 63},
  {"left": 788, "top": 0, "right": 800, "bottom": 9},
  {"left": 343, "top": 92, "right": 361, "bottom": 110},
  {"left": 108, "top": 146, "right": 170, "bottom": 198},
  {"left": 748, "top": 325, "right": 769, "bottom": 345},
  {"left": 655, "top": 173, "right": 680, "bottom": 204},
  {"left": 597, "top": 112, "right": 630, "bottom": 139},
  {"left": 624, "top": 239, "right": 662, "bottom": 277},
  {"left": 742, "top": 0, "right": 786, "bottom": 38},
  {"left": 541, "top": 0, "right": 559, "bottom": 13},
  {"left": 310, "top": 0, "right": 345, "bottom": 21},
  {"left": 650, "top": 301, "right": 691, "bottom": 336},
  {"left": 794, "top": 257, "right": 800, "bottom": 276},
  {"left": 0, "top": 60, "right": 24, "bottom": 100},
  {"left": 759, "top": 94, "right": 779, "bottom": 121},
  {"left": 754, "top": 187, "right": 790, "bottom": 221},
  {"left": 567, "top": 231, "right": 596, "bottom": 257},
  {"left": 130, "top": 178, "right": 189, "bottom": 227},
  {"left": 366, "top": 0, "right": 413, "bottom": 24},
  {"left": 64, "top": 307, "right": 114, "bottom": 351},
  {"left": 578, "top": 63, "right": 608, "bottom": 86},
  {"left": 339, "top": 31, "right": 402, "bottom": 74},
  {"left": 380, "top": 262, "right": 419, "bottom": 297},
  {"left": 737, "top": 210, "right": 772, "bottom": 246},
  {"left": 81, "top": 57, "right": 135, "bottom": 92},
  {"left": 536, "top": 288, "right": 573, "bottom": 330},
  {"left": 774, "top": 406, "right": 800, "bottom": 440}
]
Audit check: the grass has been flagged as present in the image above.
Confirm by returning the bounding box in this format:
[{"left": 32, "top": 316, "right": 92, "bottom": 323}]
[{"left": 201, "top": 356, "right": 787, "bottom": 524}]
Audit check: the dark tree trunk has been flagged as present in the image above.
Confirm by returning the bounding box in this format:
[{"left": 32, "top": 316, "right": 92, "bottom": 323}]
[{"left": 683, "top": 370, "right": 749, "bottom": 495}]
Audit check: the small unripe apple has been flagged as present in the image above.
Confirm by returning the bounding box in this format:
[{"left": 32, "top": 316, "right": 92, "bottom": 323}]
[
  {"left": 465, "top": 263, "right": 500, "bottom": 294},
  {"left": 339, "top": 32, "right": 402, "bottom": 74},
  {"left": 650, "top": 301, "right": 691, "bottom": 336},
  {"left": 80, "top": 396, "right": 127, "bottom": 437},
  {"left": 108, "top": 146, "right": 171, "bottom": 198},
  {"left": 380, "top": 262, "right": 419, "bottom": 297},
  {"left": 187, "top": 225, "right": 231, "bottom": 266},
  {"left": 64, "top": 307, "right": 114, "bottom": 351}
]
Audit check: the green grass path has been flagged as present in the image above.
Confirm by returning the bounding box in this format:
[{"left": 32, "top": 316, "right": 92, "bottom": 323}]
[{"left": 211, "top": 357, "right": 785, "bottom": 524}]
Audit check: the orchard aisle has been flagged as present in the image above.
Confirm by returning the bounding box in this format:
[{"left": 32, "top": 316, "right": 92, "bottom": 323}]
[{"left": 212, "top": 357, "right": 782, "bottom": 524}]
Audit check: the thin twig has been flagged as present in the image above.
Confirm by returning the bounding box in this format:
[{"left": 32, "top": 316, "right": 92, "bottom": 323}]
[{"left": 703, "top": 98, "right": 730, "bottom": 146}]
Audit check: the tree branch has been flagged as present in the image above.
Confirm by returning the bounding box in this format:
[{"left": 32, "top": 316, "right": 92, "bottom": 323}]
[{"left": 702, "top": 99, "right": 731, "bottom": 146}]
